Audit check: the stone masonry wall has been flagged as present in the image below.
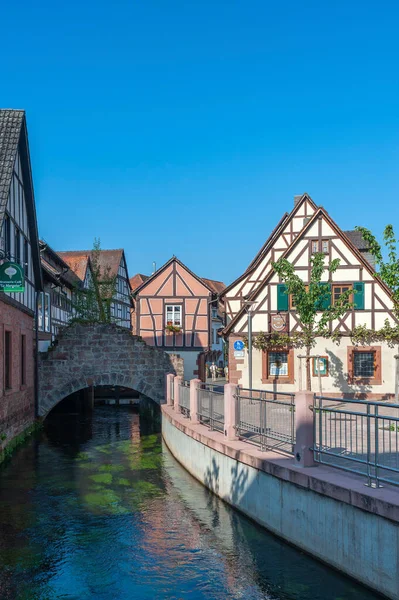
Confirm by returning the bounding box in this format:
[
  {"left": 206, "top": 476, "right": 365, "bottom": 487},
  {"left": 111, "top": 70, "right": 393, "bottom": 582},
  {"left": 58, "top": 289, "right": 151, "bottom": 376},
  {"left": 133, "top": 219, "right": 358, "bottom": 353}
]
[
  {"left": 38, "top": 323, "right": 183, "bottom": 417},
  {"left": 0, "top": 299, "right": 35, "bottom": 450}
]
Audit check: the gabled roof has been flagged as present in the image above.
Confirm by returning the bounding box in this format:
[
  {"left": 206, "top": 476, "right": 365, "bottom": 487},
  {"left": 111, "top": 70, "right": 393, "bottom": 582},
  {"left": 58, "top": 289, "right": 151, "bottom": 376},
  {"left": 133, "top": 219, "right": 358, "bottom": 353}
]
[
  {"left": 223, "top": 206, "right": 396, "bottom": 336},
  {"left": 220, "top": 193, "right": 317, "bottom": 300},
  {"left": 0, "top": 110, "right": 24, "bottom": 222},
  {"left": 201, "top": 278, "right": 226, "bottom": 295},
  {"left": 40, "top": 240, "right": 82, "bottom": 288},
  {"left": 130, "top": 273, "right": 149, "bottom": 292},
  {"left": 57, "top": 249, "right": 125, "bottom": 281},
  {"left": 0, "top": 109, "right": 42, "bottom": 291},
  {"left": 344, "top": 230, "right": 376, "bottom": 269},
  {"left": 56, "top": 251, "right": 90, "bottom": 281},
  {"left": 132, "top": 256, "right": 218, "bottom": 297}
]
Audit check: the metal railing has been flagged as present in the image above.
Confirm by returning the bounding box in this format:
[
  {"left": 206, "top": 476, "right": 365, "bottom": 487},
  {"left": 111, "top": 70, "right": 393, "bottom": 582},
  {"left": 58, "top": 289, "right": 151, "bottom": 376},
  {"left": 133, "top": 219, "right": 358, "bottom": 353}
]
[
  {"left": 178, "top": 381, "right": 191, "bottom": 418},
  {"left": 235, "top": 388, "right": 295, "bottom": 454},
  {"left": 197, "top": 384, "right": 224, "bottom": 432},
  {"left": 313, "top": 395, "right": 399, "bottom": 488}
]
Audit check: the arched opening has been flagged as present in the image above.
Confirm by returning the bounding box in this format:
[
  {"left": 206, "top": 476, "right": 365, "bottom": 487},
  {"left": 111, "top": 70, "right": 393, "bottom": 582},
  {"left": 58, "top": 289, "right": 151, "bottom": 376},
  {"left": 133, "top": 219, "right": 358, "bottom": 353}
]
[{"left": 44, "top": 384, "right": 161, "bottom": 447}]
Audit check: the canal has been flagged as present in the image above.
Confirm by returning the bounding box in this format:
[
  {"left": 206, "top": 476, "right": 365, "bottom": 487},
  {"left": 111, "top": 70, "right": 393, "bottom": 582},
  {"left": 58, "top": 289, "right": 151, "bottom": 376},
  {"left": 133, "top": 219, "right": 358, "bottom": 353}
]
[{"left": 0, "top": 405, "right": 382, "bottom": 600}]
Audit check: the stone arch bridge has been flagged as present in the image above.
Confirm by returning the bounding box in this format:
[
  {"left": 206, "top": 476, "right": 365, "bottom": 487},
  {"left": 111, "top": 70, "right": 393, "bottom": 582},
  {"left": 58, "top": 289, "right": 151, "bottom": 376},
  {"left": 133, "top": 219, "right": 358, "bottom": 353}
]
[{"left": 38, "top": 323, "right": 183, "bottom": 417}]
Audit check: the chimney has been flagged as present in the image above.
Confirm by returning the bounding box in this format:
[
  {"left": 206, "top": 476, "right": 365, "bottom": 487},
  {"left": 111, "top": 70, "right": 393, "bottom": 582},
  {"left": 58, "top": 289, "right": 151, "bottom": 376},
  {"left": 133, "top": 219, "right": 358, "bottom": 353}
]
[{"left": 294, "top": 194, "right": 303, "bottom": 206}]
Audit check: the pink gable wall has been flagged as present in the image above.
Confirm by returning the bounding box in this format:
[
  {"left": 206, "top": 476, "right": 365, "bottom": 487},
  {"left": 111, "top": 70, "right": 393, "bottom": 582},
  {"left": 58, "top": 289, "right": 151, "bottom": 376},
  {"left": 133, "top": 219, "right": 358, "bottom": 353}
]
[
  {"left": 135, "top": 259, "right": 212, "bottom": 349},
  {"left": 176, "top": 264, "right": 209, "bottom": 296}
]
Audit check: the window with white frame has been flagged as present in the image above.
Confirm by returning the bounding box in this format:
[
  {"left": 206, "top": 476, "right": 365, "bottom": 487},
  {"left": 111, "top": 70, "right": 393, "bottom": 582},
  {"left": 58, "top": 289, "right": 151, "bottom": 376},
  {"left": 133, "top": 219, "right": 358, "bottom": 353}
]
[
  {"left": 165, "top": 305, "right": 182, "bottom": 327},
  {"left": 38, "top": 292, "right": 51, "bottom": 332}
]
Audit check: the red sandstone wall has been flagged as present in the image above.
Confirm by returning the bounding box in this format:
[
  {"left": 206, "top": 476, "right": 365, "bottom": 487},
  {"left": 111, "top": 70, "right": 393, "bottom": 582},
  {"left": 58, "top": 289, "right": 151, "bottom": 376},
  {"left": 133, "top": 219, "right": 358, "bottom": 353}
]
[
  {"left": 228, "top": 334, "right": 244, "bottom": 384},
  {"left": 0, "top": 300, "right": 35, "bottom": 448}
]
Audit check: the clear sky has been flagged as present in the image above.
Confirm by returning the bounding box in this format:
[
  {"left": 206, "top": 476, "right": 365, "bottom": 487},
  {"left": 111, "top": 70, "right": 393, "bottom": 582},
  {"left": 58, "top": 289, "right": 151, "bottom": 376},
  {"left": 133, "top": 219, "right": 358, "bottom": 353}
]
[{"left": 1, "top": 0, "right": 398, "bottom": 285}]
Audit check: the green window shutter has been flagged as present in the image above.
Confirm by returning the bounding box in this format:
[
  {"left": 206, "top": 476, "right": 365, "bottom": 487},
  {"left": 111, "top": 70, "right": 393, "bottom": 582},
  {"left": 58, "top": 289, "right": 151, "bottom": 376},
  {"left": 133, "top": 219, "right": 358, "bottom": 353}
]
[
  {"left": 316, "top": 283, "right": 331, "bottom": 310},
  {"left": 353, "top": 282, "right": 365, "bottom": 310},
  {"left": 277, "top": 283, "right": 288, "bottom": 311}
]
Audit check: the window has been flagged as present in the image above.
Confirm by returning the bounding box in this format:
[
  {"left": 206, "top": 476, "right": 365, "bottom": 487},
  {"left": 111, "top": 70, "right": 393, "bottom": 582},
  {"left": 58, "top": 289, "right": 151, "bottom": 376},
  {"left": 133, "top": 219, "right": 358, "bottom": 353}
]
[
  {"left": 21, "top": 334, "right": 26, "bottom": 385},
  {"left": 14, "top": 228, "right": 21, "bottom": 264},
  {"left": 4, "top": 331, "right": 11, "bottom": 389},
  {"left": 44, "top": 293, "right": 50, "bottom": 332},
  {"left": 212, "top": 308, "right": 217, "bottom": 319},
  {"left": 354, "top": 351, "right": 374, "bottom": 378},
  {"left": 165, "top": 305, "right": 182, "bottom": 326},
  {"left": 262, "top": 348, "right": 294, "bottom": 383},
  {"left": 38, "top": 292, "right": 50, "bottom": 332},
  {"left": 348, "top": 346, "right": 381, "bottom": 384},
  {"left": 3, "top": 214, "right": 11, "bottom": 257},
  {"left": 311, "top": 240, "right": 329, "bottom": 254},
  {"left": 268, "top": 352, "right": 288, "bottom": 376},
  {"left": 333, "top": 284, "right": 352, "bottom": 305},
  {"left": 23, "top": 239, "right": 29, "bottom": 277},
  {"left": 38, "top": 293, "right": 43, "bottom": 330}
]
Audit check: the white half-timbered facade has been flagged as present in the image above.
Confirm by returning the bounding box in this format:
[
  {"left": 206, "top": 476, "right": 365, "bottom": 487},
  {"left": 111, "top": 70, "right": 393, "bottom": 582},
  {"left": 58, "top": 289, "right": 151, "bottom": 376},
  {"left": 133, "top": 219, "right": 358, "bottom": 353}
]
[
  {"left": 0, "top": 109, "right": 42, "bottom": 445},
  {"left": 57, "top": 249, "right": 133, "bottom": 329},
  {"left": 38, "top": 241, "right": 82, "bottom": 351},
  {"left": 221, "top": 194, "right": 398, "bottom": 399}
]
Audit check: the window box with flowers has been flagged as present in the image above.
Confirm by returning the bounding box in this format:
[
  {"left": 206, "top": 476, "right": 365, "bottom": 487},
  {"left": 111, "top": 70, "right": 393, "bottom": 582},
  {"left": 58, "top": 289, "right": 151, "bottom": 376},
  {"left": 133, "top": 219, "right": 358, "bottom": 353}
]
[{"left": 165, "top": 324, "right": 183, "bottom": 334}]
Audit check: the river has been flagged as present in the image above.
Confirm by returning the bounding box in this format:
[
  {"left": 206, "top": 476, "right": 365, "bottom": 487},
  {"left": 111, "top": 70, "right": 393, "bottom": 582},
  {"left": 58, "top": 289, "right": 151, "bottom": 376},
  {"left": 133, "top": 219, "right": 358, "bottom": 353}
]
[{"left": 0, "top": 405, "right": 381, "bottom": 600}]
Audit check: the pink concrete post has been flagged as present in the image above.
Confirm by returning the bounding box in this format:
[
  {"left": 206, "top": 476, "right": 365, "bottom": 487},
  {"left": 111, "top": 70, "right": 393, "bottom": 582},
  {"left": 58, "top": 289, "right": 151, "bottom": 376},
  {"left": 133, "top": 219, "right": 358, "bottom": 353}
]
[
  {"left": 224, "top": 383, "right": 238, "bottom": 441},
  {"left": 294, "top": 391, "right": 316, "bottom": 467},
  {"left": 190, "top": 379, "right": 201, "bottom": 424},
  {"left": 174, "top": 376, "right": 182, "bottom": 412},
  {"left": 166, "top": 373, "right": 175, "bottom": 406}
]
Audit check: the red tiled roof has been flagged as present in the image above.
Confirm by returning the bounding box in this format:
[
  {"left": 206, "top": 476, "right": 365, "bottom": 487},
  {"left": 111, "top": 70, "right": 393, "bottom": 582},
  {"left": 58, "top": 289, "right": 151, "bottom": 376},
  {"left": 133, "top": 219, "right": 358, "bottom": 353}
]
[
  {"left": 129, "top": 273, "right": 149, "bottom": 292},
  {"left": 201, "top": 278, "right": 226, "bottom": 295},
  {"left": 57, "top": 249, "right": 124, "bottom": 281},
  {"left": 56, "top": 251, "right": 90, "bottom": 280}
]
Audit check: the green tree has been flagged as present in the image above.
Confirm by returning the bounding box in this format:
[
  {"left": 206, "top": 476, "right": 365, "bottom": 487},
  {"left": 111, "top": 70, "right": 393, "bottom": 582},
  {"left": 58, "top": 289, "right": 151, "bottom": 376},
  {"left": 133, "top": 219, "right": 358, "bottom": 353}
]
[
  {"left": 272, "top": 253, "right": 353, "bottom": 391},
  {"left": 355, "top": 224, "right": 399, "bottom": 319},
  {"left": 72, "top": 239, "right": 117, "bottom": 324}
]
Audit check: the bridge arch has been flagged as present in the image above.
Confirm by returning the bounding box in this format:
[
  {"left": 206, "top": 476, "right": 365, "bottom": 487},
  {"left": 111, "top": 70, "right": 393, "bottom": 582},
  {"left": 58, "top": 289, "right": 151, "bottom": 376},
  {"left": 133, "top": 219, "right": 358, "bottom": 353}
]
[{"left": 38, "top": 323, "right": 183, "bottom": 418}]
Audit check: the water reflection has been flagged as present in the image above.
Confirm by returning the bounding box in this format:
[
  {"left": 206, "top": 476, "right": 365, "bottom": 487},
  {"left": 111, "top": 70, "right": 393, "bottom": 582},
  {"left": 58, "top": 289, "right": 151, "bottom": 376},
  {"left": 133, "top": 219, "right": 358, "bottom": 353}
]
[{"left": 0, "top": 406, "right": 381, "bottom": 600}]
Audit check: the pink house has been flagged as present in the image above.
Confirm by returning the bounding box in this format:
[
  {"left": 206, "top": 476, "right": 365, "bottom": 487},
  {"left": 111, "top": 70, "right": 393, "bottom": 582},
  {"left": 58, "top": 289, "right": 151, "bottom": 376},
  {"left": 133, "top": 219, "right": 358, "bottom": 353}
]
[{"left": 131, "top": 257, "right": 225, "bottom": 380}]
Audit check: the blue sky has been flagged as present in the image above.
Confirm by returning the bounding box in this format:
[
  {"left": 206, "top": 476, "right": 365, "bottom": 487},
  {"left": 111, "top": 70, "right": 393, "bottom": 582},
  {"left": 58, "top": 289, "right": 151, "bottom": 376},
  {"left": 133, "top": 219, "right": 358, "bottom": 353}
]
[{"left": 1, "top": 0, "right": 398, "bottom": 285}]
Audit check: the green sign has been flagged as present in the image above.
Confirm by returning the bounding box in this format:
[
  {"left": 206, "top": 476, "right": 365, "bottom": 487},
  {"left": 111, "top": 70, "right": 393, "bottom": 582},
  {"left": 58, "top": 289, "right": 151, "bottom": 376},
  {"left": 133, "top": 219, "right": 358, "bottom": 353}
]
[{"left": 0, "top": 262, "right": 25, "bottom": 293}]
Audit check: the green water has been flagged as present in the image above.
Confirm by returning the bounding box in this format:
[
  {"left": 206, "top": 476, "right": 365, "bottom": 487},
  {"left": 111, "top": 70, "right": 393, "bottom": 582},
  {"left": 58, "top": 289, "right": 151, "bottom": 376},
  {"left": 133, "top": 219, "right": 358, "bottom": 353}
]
[{"left": 0, "top": 406, "right": 382, "bottom": 599}]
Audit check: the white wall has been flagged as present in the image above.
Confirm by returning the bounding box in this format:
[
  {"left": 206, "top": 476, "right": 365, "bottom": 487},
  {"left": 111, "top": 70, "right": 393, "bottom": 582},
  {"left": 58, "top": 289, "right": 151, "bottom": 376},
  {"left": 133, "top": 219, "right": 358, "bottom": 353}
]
[{"left": 236, "top": 339, "right": 397, "bottom": 396}]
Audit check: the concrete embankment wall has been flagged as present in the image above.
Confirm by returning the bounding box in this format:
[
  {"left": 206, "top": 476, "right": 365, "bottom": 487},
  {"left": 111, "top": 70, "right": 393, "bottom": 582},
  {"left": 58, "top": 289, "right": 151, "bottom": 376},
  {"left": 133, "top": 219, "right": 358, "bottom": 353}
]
[{"left": 162, "top": 408, "right": 399, "bottom": 600}]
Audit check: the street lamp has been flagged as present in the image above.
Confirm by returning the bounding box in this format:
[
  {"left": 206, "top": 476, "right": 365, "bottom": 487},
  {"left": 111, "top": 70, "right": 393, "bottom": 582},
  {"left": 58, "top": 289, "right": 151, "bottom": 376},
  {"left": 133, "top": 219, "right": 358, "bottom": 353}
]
[{"left": 243, "top": 300, "right": 257, "bottom": 390}]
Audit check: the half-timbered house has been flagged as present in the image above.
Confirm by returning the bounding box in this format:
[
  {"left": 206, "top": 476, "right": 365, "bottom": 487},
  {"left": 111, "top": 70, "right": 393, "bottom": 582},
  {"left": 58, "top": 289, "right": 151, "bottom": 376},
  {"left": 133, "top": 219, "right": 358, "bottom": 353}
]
[
  {"left": 0, "top": 110, "right": 43, "bottom": 445},
  {"left": 221, "top": 193, "right": 398, "bottom": 398},
  {"left": 57, "top": 249, "right": 133, "bottom": 329},
  {"left": 132, "top": 257, "right": 225, "bottom": 380},
  {"left": 38, "top": 241, "right": 82, "bottom": 351}
]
